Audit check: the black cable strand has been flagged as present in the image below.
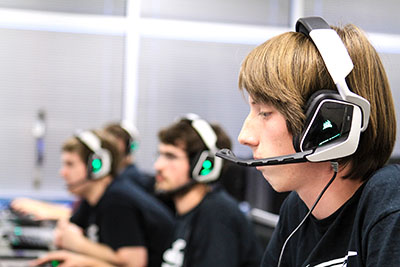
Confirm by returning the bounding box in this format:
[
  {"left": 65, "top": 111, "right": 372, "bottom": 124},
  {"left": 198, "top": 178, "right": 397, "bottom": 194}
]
[{"left": 277, "top": 162, "right": 339, "bottom": 267}]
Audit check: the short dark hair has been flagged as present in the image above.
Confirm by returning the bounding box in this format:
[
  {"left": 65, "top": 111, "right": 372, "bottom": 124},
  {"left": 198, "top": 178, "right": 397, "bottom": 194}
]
[{"left": 158, "top": 119, "right": 231, "bottom": 164}]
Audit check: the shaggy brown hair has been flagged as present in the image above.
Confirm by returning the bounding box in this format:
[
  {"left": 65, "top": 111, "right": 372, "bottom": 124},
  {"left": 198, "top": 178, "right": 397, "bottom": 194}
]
[{"left": 238, "top": 24, "right": 396, "bottom": 181}]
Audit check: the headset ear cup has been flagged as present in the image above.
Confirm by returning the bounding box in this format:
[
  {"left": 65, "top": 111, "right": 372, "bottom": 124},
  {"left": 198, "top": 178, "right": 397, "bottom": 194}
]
[
  {"left": 189, "top": 151, "right": 202, "bottom": 179},
  {"left": 292, "top": 134, "right": 302, "bottom": 152},
  {"left": 190, "top": 151, "right": 215, "bottom": 179},
  {"left": 295, "top": 90, "right": 342, "bottom": 152},
  {"left": 87, "top": 154, "right": 103, "bottom": 180},
  {"left": 87, "top": 154, "right": 95, "bottom": 179},
  {"left": 191, "top": 151, "right": 222, "bottom": 183},
  {"left": 199, "top": 156, "right": 214, "bottom": 176},
  {"left": 76, "top": 130, "right": 112, "bottom": 180}
]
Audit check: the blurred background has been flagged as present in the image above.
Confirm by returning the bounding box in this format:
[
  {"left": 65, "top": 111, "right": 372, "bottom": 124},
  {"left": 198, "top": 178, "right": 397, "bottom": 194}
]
[{"left": 0, "top": 0, "right": 398, "bottom": 209}]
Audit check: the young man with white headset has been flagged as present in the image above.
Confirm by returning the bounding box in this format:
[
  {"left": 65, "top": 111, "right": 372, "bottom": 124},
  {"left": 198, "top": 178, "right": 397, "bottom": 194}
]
[
  {"left": 217, "top": 16, "right": 399, "bottom": 266},
  {"left": 33, "top": 129, "right": 175, "bottom": 267},
  {"left": 154, "top": 114, "right": 262, "bottom": 267}
]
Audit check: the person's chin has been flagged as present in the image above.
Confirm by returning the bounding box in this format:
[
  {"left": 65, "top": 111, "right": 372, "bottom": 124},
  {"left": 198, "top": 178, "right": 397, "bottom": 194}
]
[
  {"left": 155, "top": 182, "right": 168, "bottom": 192},
  {"left": 256, "top": 165, "right": 272, "bottom": 172},
  {"left": 258, "top": 170, "right": 279, "bottom": 187},
  {"left": 255, "top": 166, "right": 263, "bottom": 171}
]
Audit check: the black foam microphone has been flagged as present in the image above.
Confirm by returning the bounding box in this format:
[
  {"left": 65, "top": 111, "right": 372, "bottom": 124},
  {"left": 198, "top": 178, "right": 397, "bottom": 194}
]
[{"left": 215, "top": 148, "right": 314, "bottom": 167}]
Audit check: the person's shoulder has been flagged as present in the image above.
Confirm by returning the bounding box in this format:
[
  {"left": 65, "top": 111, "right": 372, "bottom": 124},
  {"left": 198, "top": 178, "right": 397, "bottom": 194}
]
[
  {"left": 362, "top": 164, "right": 400, "bottom": 195},
  {"left": 358, "top": 164, "right": 400, "bottom": 219},
  {"left": 197, "top": 187, "right": 250, "bottom": 225},
  {"left": 120, "top": 163, "right": 141, "bottom": 176},
  {"left": 102, "top": 177, "right": 154, "bottom": 206},
  {"left": 108, "top": 177, "right": 173, "bottom": 208},
  {"left": 107, "top": 176, "right": 140, "bottom": 195},
  {"left": 203, "top": 187, "right": 238, "bottom": 208},
  {"left": 100, "top": 179, "right": 174, "bottom": 221},
  {"left": 188, "top": 189, "right": 246, "bottom": 235},
  {"left": 197, "top": 188, "right": 235, "bottom": 214}
]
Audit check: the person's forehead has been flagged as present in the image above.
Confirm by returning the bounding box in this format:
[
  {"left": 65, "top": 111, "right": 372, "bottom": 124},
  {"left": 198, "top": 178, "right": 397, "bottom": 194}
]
[
  {"left": 248, "top": 95, "right": 274, "bottom": 108},
  {"left": 158, "top": 143, "right": 186, "bottom": 155},
  {"left": 61, "top": 151, "right": 83, "bottom": 162}
]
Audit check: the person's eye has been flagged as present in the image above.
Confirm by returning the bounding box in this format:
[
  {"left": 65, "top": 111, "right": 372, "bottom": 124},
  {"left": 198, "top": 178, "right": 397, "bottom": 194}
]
[
  {"left": 258, "top": 111, "right": 271, "bottom": 118},
  {"left": 157, "top": 152, "right": 179, "bottom": 160},
  {"left": 164, "top": 153, "right": 178, "bottom": 160}
]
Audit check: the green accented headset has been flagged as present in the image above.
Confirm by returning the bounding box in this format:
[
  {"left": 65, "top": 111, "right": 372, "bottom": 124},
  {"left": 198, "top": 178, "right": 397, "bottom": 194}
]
[
  {"left": 183, "top": 113, "right": 223, "bottom": 183},
  {"left": 120, "top": 120, "right": 140, "bottom": 155},
  {"left": 75, "top": 131, "right": 112, "bottom": 180}
]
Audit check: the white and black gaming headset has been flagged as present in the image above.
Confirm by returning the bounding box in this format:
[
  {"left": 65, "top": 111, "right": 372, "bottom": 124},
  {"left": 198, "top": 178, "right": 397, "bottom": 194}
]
[
  {"left": 217, "top": 16, "right": 371, "bottom": 166},
  {"left": 184, "top": 113, "right": 223, "bottom": 183},
  {"left": 120, "top": 120, "right": 140, "bottom": 155},
  {"left": 75, "top": 130, "right": 112, "bottom": 180}
]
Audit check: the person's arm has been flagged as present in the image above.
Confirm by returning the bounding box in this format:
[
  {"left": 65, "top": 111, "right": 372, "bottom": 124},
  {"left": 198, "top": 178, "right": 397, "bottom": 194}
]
[
  {"left": 55, "top": 219, "right": 148, "bottom": 266},
  {"left": 30, "top": 250, "right": 116, "bottom": 267},
  {"left": 115, "top": 247, "right": 147, "bottom": 267},
  {"left": 10, "top": 198, "right": 72, "bottom": 220},
  {"left": 60, "top": 236, "right": 147, "bottom": 267}
]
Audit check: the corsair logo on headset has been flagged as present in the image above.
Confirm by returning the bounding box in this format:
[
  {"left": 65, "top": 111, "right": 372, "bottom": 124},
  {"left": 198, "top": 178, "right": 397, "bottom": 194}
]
[
  {"left": 216, "top": 16, "right": 371, "bottom": 166},
  {"left": 182, "top": 113, "right": 223, "bottom": 183},
  {"left": 75, "top": 131, "right": 112, "bottom": 180}
]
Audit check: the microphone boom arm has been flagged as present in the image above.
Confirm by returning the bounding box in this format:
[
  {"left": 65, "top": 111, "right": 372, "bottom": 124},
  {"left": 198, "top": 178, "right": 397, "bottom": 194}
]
[{"left": 215, "top": 148, "right": 314, "bottom": 166}]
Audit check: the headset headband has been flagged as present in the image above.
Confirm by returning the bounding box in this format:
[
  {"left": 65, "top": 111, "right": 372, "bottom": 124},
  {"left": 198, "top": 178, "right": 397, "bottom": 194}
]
[
  {"left": 296, "top": 17, "right": 370, "bottom": 131},
  {"left": 76, "top": 131, "right": 102, "bottom": 154},
  {"left": 185, "top": 113, "right": 218, "bottom": 153},
  {"left": 120, "top": 120, "right": 140, "bottom": 154},
  {"left": 121, "top": 120, "right": 140, "bottom": 142}
]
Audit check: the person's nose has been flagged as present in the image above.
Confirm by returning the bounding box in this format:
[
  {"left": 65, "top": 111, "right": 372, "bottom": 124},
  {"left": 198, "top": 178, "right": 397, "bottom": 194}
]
[
  {"left": 238, "top": 115, "right": 259, "bottom": 148},
  {"left": 59, "top": 166, "right": 67, "bottom": 178},
  {"left": 153, "top": 156, "right": 163, "bottom": 172}
]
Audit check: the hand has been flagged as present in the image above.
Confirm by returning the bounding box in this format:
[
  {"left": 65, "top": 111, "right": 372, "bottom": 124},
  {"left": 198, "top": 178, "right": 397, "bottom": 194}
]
[
  {"left": 30, "top": 250, "right": 114, "bottom": 267},
  {"left": 10, "top": 198, "right": 49, "bottom": 220},
  {"left": 11, "top": 198, "right": 71, "bottom": 220},
  {"left": 54, "top": 220, "right": 85, "bottom": 252}
]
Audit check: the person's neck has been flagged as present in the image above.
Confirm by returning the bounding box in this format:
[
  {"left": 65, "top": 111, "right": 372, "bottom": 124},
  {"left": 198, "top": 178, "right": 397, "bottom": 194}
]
[
  {"left": 119, "top": 158, "right": 133, "bottom": 171},
  {"left": 85, "top": 175, "right": 113, "bottom": 206},
  {"left": 174, "top": 184, "right": 210, "bottom": 215},
  {"left": 297, "top": 163, "right": 364, "bottom": 220}
]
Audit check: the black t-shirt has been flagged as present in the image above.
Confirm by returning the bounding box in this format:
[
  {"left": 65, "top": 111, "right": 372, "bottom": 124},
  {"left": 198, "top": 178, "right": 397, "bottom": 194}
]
[
  {"left": 161, "top": 187, "right": 263, "bottom": 267},
  {"left": 120, "top": 163, "right": 155, "bottom": 193},
  {"left": 70, "top": 177, "right": 175, "bottom": 267},
  {"left": 262, "top": 164, "right": 400, "bottom": 266}
]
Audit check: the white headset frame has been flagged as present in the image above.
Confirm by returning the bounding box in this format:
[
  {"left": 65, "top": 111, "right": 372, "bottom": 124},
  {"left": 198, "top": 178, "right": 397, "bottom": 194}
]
[
  {"left": 76, "top": 131, "right": 112, "bottom": 180},
  {"left": 184, "top": 113, "right": 223, "bottom": 183},
  {"left": 120, "top": 120, "right": 140, "bottom": 154},
  {"left": 296, "top": 17, "right": 371, "bottom": 162}
]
